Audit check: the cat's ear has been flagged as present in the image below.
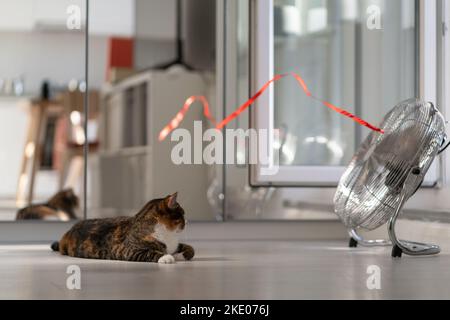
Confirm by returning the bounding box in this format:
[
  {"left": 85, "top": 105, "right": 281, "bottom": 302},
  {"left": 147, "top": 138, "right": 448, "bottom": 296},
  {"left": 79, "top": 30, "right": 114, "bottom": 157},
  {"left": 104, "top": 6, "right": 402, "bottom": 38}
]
[
  {"left": 166, "top": 192, "right": 178, "bottom": 209},
  {"left": 64, "top": 188, "right": 76, "bottom": 199}
]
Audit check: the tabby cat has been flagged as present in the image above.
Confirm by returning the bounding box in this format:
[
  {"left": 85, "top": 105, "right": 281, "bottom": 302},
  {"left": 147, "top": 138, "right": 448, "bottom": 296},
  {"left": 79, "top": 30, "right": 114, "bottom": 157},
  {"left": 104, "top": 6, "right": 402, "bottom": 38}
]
[
  {"left": 16, "top": 188, "right": 79, "bottom": 221},
  {"left": 51, "top": 192, "right": 194, "bottom": 264}
]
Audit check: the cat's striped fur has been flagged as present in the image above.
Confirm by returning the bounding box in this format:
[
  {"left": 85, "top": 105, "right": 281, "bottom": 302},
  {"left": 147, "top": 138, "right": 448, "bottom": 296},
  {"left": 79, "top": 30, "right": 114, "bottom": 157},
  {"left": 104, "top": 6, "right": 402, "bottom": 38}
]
[
  {"left": 51, "top": 193, "right": 194, "bottom": 264},
  {"left": 16, "top": 188, "right": 79, "bottom": 221}
]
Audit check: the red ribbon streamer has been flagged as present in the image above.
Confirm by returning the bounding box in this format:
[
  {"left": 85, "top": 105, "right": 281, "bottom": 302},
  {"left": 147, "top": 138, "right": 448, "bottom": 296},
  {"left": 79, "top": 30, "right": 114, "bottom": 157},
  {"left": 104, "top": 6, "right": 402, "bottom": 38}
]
[
  {"left": 158, "top": 72, "right": 384, "bottom": 141},
  {"left": 158, "top": 95, "right": 216, "bottom": 141}
]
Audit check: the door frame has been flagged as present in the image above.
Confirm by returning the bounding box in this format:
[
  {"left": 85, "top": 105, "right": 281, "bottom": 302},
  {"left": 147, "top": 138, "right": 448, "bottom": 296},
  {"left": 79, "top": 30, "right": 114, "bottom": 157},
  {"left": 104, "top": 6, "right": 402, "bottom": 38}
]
[{"left": 248, "top": 0, "right": 441, "bottom": 187}]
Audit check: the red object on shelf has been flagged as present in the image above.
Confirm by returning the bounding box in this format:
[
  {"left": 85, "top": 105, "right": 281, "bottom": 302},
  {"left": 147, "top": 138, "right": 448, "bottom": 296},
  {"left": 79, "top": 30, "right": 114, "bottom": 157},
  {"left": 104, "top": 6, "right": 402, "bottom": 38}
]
[{"left": 106, "top": 37, "right": 134, "bottom": 81}]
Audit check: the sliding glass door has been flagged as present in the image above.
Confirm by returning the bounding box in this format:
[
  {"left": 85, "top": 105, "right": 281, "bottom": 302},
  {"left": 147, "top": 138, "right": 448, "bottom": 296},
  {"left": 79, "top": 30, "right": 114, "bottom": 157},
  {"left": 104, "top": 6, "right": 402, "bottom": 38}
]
[{"left": 250, "top": 0, "right": 439, "bottom": 186}]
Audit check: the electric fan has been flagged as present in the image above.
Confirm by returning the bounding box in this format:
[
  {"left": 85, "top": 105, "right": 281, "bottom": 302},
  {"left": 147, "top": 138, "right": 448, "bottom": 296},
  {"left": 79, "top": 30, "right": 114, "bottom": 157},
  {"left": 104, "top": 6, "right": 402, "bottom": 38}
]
[{"left": 334, "top": 98, "right": 448, "bottom": 257}]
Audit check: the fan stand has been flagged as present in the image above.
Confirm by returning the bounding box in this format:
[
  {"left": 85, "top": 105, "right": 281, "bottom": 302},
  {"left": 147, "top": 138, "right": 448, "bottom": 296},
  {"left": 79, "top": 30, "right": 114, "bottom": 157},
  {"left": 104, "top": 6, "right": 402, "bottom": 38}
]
[
  {"left": 348, "top": 167, "right": 440, "bottom": 257},
  {"left": 388, "top": 167, "right": 440, "bottom": 258},
  {"left": 347, "top": 228, "right": 391, "bottom": 248}
]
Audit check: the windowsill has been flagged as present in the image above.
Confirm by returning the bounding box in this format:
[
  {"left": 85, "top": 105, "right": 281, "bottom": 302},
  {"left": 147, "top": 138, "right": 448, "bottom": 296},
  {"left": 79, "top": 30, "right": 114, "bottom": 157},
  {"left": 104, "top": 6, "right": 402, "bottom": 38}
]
[
  {"left": 1, "top": 210, "right": 450, "bottom": 244},
  {"left": 403, "top": 208, "right": 450, "bottom": 224}
]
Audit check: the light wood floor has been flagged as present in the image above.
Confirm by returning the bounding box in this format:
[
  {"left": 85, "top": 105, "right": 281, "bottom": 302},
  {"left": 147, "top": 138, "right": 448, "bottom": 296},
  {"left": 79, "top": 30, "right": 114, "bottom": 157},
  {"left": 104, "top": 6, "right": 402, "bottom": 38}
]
[{"left": 0, "top": 240, "right": 449, "bottom": 299}]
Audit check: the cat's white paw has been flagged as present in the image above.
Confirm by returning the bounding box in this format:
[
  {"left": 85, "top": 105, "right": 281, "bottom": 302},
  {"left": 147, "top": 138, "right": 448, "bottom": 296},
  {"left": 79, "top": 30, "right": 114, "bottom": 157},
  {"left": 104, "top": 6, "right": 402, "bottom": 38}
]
[{"left": 158, "top": 254, "right": 175, "bottom": 264}]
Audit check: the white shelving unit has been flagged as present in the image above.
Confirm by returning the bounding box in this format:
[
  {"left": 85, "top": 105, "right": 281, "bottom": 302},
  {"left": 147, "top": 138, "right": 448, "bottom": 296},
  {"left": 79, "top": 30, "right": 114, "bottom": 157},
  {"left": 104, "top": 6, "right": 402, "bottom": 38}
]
[{"left": 91, "top": 69, "right": 213, "bottom": 219}]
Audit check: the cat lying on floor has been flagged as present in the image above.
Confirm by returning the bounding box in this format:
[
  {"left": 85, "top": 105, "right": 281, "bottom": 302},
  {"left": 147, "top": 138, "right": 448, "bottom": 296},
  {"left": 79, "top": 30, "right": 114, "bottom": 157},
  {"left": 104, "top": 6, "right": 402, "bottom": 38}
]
[
  {"left": 16, "top": 188, "right": 79, "bottom": 221},
  {"left": 51, "top": 192, "right": 194, "bottom": 264}
]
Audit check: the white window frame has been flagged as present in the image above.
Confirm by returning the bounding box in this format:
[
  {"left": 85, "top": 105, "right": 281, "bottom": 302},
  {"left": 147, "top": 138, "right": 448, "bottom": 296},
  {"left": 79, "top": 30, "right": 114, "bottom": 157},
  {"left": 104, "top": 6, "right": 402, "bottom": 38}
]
[{"left": 249, "top": 0, "right": 441, "bottom": 187}]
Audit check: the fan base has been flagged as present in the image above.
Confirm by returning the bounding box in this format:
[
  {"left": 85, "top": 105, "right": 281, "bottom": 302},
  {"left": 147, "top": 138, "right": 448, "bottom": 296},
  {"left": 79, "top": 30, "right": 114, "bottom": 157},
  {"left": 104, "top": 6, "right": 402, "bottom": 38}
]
[
  {"left": 348, "top": 237, "right": 358, "bottom": 248},
  {"left": 347, "top": 228, "right": 391, "bottom": 247},
  {"left": 387, "top": 168, "right": 441, "bottom": 258},
  {"left": 393, "top": 240, "right": 440, "bottom": 257},
  {"left": 391, "top": 245, "right": 402, "bottom": 258}
]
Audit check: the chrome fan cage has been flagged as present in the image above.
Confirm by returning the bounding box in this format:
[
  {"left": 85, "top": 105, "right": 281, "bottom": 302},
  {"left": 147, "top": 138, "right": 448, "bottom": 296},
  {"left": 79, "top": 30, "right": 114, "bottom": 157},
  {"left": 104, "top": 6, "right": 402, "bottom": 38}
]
[{"left": 334, "top": 99, "right": 447, "bottom": 257}]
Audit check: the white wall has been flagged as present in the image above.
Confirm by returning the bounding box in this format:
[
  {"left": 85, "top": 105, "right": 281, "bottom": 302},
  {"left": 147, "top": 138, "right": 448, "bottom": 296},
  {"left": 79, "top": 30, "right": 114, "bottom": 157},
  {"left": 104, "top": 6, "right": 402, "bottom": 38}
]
[
  {"left": 0, "top": 99, "right": 28, "bottom": 198},
  {"left": 0, "top": 99, "right": 67, "bottom": 200},
  {"left": 0, "top": 0, "right": 181, "bottom": 201},
  {"left": 0, "top": 31, "right": 109, "bottom": 94},
  {"left": 135, "top": 0, "right": 175, "bottom": 40}
]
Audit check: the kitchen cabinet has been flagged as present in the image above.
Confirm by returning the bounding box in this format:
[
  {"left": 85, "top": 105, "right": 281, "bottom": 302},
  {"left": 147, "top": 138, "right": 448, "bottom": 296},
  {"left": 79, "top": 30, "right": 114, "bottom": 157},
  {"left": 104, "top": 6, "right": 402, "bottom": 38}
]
[
  {"left": 90, "top": 0, "right": 135, "bottom": 37},
  {"left": 0, "top": 0, "right": 34, "bottom": 31},
  {"left": 135, "top": 0, "right": 176, "bottom": 40},
  {"left": 0, "top": 0, "right": 135, "bottom": 37}
]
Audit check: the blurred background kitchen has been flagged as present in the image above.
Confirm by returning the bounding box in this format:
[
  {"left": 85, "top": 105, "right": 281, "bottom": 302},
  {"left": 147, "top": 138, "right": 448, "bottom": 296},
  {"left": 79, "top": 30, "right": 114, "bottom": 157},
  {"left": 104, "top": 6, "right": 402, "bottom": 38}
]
[
  {"left": 0, "top": 0, "right": 418, "bottom": 222},
  {"left": 0, "top": 0, "right": 219, "bottom": 221},
  {"left": 0, "top": 0, "right": 87, "bottom": 220}
]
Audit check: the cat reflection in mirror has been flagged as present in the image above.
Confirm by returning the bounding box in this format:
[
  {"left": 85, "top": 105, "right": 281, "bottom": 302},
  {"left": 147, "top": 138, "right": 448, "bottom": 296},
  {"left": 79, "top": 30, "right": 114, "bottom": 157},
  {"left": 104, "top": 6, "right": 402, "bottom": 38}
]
[
  {"left": 16, "top": 188, "right": 79, "bottom": 221},
  {"left": 51, "top": 192, "right": 194, "bottom": 264}
]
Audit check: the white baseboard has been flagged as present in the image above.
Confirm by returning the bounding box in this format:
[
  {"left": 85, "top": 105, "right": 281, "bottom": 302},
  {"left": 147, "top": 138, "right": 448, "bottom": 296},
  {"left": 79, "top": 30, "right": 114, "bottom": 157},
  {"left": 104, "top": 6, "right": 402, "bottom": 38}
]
[
  {"left": 0, "top": 220, "right": 347, "bottom": 243},
  {"left": 0, "top": 219, "right": 448, "bottom": 246}
]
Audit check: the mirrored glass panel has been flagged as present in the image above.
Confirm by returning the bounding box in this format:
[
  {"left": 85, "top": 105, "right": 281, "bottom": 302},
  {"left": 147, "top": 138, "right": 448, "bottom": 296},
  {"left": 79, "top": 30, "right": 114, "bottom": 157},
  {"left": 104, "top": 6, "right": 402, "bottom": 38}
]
[
  {"left": 87, "top": 0, "right": 220, "bottom": 221},
  {"left": 0, "top": 0, "right": 86, "bottom": 221}
]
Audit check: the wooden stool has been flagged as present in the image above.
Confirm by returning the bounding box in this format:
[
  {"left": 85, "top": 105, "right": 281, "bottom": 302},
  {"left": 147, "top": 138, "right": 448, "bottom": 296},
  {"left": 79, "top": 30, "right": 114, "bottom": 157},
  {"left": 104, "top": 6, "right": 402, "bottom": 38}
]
[
  {"left": 16, "top": 91, "right": 99, "bottom": 207},
  {"left": 16, "top": 99, "right": 63, "bottom": 207}
]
